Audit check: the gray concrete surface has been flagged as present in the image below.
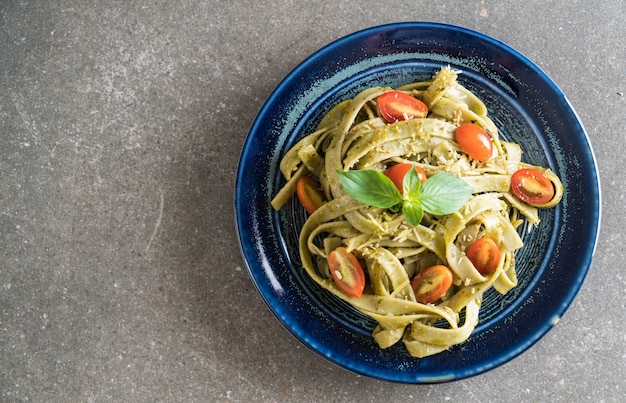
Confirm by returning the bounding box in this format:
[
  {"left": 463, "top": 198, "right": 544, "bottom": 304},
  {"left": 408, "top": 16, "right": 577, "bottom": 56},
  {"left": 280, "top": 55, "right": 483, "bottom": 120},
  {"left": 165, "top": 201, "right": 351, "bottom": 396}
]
[{"left": 1, "top": 0, "right": 624, "bottom": 401}]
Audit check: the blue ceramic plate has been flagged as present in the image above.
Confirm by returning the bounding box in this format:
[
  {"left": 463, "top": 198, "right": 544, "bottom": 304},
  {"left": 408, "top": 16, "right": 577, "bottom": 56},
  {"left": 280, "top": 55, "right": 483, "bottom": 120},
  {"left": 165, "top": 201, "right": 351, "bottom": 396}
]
[{"left": 235, "top": 22, "right": 600, "bottom": 383}]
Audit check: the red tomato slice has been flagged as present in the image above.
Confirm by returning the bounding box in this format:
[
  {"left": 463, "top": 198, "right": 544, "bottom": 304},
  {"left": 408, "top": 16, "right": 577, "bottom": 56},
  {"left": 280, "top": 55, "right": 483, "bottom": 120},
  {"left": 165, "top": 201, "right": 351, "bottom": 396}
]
[
  {"left": 385, "top": 164, "right": 427, "bottom": 193},
  {"left": 296, "top": 176, "right": 325, "bottom": 214},
  {"left": 510, "top": 168, "right": 555, "bottom": 205},
  {"left": 455, "top": 123, "right": 494, "bottom": 162},
  {"left": 410, "top": 265, "right": 453, "bottom": 304},
  {"left": 328, "top": 247, "right": 365, "bottom": 298},
  {"left": 377, "top": 91, "right": 428, "bottom": 123},
  {"left": 466, "top": 237, "right": 501, "bottom": 275}
]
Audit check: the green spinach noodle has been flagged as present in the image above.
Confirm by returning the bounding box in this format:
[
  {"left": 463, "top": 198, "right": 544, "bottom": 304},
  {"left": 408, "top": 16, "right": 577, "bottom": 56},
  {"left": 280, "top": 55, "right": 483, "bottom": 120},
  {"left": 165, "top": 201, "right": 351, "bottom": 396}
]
[{"left": 271, "top": 66, "right": 564, "bottom": 358}]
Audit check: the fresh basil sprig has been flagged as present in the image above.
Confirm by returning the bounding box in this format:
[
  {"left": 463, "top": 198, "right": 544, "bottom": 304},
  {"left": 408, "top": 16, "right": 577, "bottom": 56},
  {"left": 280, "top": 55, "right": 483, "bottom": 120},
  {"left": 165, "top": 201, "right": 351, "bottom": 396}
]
[{"left": 336, "top": 167, "right": 473, "bottom": 226}]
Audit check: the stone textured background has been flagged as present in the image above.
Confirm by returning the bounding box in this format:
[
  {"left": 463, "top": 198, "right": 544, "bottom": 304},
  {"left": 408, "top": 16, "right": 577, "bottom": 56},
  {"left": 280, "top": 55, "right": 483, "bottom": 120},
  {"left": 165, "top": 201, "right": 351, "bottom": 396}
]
[{"left": 1, "top": 1, "right": 624, "bottom": 401}]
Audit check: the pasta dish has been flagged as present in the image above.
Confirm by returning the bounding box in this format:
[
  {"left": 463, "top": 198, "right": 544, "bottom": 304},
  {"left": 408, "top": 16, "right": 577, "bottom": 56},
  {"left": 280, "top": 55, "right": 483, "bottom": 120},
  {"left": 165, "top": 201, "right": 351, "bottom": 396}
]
[{"left": 271, "top": 66, "right": 563, "bottom": 358}]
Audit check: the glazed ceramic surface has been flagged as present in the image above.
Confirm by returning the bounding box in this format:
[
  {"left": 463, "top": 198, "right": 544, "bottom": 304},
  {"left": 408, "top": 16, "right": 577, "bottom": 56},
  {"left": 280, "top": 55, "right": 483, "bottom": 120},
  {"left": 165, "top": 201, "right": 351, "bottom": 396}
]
[{"left": 235, "top": 22, "right": 600, "bottom": 383}]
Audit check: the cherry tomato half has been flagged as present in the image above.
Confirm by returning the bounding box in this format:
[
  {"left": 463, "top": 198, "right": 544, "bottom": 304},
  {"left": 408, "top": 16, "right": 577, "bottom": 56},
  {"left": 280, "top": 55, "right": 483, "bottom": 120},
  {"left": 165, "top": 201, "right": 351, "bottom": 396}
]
[
  {"left": 296, "top": 176, "right": 325, "bottom": 214},
  {"left": 455, "top": 123, "right": 494, "bottom": 162},
  {"left": 510, "top": 168, "right": 555, "bottom": 205},
  {"left": 385, "top": 164, "right": 427, "bottom": 193},
  {"left": 410, "top": 265, "right": 453, "bottom": 304},
  {"left": 328, "top": 247, "right": 366, "bottom": 298},
  {"left": 377, "top": 91, "right": 428, "bottom": 123},
  {"left": 466, "top": 237, "right": 501, "bottom": 275}
]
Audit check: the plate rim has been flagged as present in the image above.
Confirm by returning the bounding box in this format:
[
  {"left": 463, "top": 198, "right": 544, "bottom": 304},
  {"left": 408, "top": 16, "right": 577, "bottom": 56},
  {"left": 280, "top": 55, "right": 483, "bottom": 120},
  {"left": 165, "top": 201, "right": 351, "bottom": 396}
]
[{"left": 235, "top": 22, "right": 601, "bottom": 383}]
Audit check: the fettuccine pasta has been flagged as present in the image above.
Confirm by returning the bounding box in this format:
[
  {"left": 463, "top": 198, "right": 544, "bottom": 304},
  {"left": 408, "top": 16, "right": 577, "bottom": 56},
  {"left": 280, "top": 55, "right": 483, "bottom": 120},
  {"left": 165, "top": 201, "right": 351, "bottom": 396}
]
[{"left": 271, "top": 66, "right": 563, "bottom": 357}]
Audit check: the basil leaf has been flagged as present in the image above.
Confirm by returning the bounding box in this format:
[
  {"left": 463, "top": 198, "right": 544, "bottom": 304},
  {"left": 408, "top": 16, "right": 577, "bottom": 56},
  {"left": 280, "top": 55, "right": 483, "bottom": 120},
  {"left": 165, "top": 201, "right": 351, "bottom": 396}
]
[
  {"left": 402, "top": 165, "right": 422, "bottom": 202},
  {"left": 337, "top": 169, "right": 402, "bottom": 208},
  {"left": 402, "top": 199, "right": 424, "bottom": 226},
  {"left": 420, "top": 173, "right": 474, "bottom": 215}
]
